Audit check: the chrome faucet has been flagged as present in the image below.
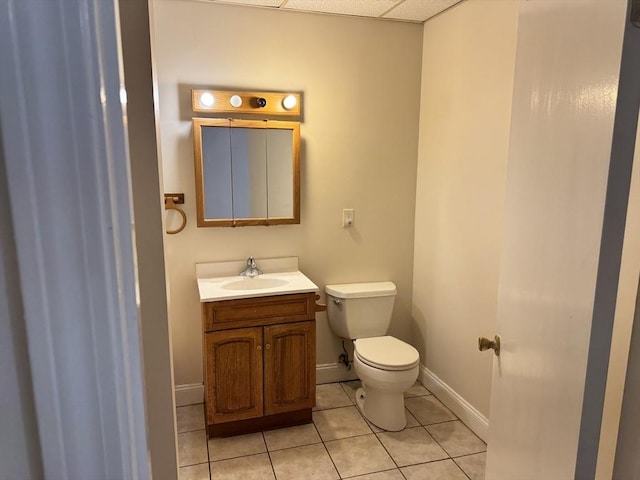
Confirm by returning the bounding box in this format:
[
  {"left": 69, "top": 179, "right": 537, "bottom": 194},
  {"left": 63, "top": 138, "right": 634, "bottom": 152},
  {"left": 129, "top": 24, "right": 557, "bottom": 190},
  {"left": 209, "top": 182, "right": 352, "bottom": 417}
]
[{"left": 239, "top": 256, "right": 262, "bottom": 277}]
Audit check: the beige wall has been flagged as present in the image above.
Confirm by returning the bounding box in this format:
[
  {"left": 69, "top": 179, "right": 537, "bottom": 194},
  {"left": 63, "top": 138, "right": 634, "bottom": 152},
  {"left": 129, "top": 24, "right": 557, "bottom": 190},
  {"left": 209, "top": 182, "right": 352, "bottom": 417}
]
[
  {"left": 153, "top": 1, "right": 422, "bottom": 390},
  {"left": 412, "top": 0, "right": 519, "bottom": 418}
]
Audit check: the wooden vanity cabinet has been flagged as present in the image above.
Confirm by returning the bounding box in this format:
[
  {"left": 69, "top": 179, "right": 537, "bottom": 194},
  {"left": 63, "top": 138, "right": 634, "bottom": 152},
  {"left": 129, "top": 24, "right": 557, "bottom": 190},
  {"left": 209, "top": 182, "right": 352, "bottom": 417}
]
[{"left": 203, "top": 292, "right": 316, "bottom": 437}]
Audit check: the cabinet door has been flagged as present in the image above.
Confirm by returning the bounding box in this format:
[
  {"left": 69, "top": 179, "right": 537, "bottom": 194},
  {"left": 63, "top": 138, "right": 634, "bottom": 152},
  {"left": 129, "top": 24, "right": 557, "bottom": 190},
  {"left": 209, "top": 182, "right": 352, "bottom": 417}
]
[
  {"left": 264, "top": 321, "right": 315, "bottom": 415},
  {"left": 205, "top": 328, "right": 263, "bottom": 424}
]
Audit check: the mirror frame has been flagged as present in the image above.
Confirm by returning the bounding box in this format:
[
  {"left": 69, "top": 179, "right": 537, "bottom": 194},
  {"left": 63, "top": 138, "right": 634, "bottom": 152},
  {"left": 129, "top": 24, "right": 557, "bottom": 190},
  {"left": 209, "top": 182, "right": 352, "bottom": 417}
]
[{"left": 193, "top": 118, "right": 300, "bottom": 227}]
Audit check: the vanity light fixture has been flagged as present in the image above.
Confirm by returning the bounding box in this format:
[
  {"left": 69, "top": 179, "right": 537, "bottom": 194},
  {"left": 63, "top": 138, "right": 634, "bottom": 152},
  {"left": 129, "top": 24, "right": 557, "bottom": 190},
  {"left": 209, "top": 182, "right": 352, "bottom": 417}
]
[{"left": 192, "top": 89, "right": 301, "bottom": 116}]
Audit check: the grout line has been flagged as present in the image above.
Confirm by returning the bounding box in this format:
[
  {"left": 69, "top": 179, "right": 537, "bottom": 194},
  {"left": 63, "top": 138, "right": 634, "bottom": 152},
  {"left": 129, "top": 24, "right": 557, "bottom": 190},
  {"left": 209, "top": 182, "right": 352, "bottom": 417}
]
[
  {"left": 265, "top": 439, "right": 324, "bottom": 454},
  {"left": 320, "top": 440, "right": 342, "bottom": 478},
  {"left": 177, "top": 427, "right": 208, "bottom": 434},
  {"left": 451, "top": 456, "right": 474, "bottom": 480},
  {"left": 421, "top": 418, "right": 461, "bottom": 428},
  {"left": 320, "top": 430, "right": 376, "bottom": 445},
  {"left": 205, "top": 417, "right": 212, "bottom": 480},
  {"left": 310, "top": 419, "right": 345, "bottom": 479},
  {"left": 342, "top": 468, "right": 405, "bottom": 480},
  {"left": 312, "top": 404, "right": 356, "bottom": 412},
  {"left": 450, "top": 448, "right": 488, "bottom": 459},
  {"left": 452, "top": 451, "right": 488, "bottom": 459},
  {"left": 180, "top": 381, "right": 483, "bottom": 479},
  {"left": 421, "top": 426, "right": 453, "bottom": 459},
  {"left": 263, "top": 432, "right": 278, "bottom": 480},
  {"left": 372, "top": 430, "right": 401, "bottom": 472}
]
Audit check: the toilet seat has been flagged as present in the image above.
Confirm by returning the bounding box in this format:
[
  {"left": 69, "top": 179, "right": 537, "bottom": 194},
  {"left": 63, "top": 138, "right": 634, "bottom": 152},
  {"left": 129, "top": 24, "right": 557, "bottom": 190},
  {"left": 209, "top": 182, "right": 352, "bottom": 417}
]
[{"left": 354, "top": 336, "right": 419, "bottom": 371}]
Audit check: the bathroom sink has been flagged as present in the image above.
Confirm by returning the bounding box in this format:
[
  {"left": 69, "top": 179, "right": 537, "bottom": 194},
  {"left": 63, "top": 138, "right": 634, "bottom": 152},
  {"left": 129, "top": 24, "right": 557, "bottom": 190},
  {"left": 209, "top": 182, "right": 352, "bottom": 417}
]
[
  {"left": 196, "top": 257, "right": 319, "bottom": 302},
  {"left": 221, "top": 277, "right": 289, "bottom": 291}
]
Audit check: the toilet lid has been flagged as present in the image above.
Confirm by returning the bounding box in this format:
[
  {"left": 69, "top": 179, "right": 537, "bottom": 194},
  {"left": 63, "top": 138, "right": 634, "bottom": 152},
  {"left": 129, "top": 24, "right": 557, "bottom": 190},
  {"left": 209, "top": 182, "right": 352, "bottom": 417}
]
[{"left": 355, "top": 336, "right": 419, "bottom": 371}]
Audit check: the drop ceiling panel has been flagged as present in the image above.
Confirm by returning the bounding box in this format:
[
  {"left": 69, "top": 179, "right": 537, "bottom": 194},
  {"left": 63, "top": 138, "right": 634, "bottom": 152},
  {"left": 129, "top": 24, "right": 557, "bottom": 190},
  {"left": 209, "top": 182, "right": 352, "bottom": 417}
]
[
  {"left": 283, "top": 0, "right": 401, "bottom": 18},
  {"left": 202, "top": 0, "right": 461, "bottom": 22},
  {"left": 383, "top": 0, "right": 462, "bottom": 21},
  {"left": 217, "top": 0, "right": 284, "bottom": 7}
]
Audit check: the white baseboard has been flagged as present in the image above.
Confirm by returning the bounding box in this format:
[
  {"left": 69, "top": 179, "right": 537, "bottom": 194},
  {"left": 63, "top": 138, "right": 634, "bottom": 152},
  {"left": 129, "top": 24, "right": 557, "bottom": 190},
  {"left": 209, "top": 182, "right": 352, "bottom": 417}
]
[
  {"left": 419, "top": 365, "right": 489, "bottom": 442},
  {"left": 178, "top": 363, "right": 489, "bottom": 421},
  {"left": 174, "top": 383, "right": 204, "bottom": 407},
  {"left": 316, "top": 362, "right": 359, "bottom": 384}
]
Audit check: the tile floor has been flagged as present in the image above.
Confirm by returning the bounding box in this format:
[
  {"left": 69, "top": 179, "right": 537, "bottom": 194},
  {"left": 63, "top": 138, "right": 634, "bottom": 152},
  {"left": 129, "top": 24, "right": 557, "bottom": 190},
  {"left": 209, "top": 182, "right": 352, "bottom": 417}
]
[{"left": 177, "top": 381, "right": 486, "bottom": 480}]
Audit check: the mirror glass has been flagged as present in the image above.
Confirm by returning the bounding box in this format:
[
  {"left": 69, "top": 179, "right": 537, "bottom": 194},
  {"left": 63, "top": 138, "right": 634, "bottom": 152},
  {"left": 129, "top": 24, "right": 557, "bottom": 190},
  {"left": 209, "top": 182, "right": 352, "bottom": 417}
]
[{"left": 193, "top": 118, "right": 300, "bottom": 227}]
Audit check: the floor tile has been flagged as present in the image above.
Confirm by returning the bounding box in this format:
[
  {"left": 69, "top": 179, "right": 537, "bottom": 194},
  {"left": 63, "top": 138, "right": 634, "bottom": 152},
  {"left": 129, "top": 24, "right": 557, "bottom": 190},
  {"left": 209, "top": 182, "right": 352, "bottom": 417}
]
[
  {"left": 454, "top": 452, "right": 486, "bottom": 480},
  {"left": 178, "top": 430, "right": 208, "bottom": 467},
  {"left": 376, "top": 427, "right": 449, "bottom": 467},
  {"left": 366, "top": 408, "right": 420, "bottom": 433},
  {"left": 313, "top": 406, "right": 372, "bottom": 441},
  {"left": 344, "top": 469, "right": 404, "bottom": 479},
  {"left": 263, "top": 423, "right": 321, "bottom": 451},
  {"left": 177, "top": 404, "right": 206, "bottom": 433},
  {"left": 178, "top": 462, "right": 210, "bottom": 480},
  {"left": 173, "top": 383, "right": 478, "bottom": 480},
  {"left": 340, "top": 380, "right": 362, "bottom": 404},
  {"left": 314, "top": 383, "right": 354, "bottom": 410},
  {"left": 404, "top": 395, "right": 457, "bottom": 425},
  {"left": 208, "top": 432, "right": 266, "bottom": 462},
  {"left": 269, "top": 443, "right": 339, "bottom": 480},
  {"left": 404, "top": 382, "right": 431, "bottom": 398},
  {"left": 425, "top": 421, "right": 486, "bottom": 457},
  {"left": 401, "top": 459, "right": 468, "bottom": 480},
  {"left": 210, "top": 453, "right": 274, "bottom": 480},
  {"left": 325, "top": 434, "right": 395, "bottom": 478}
]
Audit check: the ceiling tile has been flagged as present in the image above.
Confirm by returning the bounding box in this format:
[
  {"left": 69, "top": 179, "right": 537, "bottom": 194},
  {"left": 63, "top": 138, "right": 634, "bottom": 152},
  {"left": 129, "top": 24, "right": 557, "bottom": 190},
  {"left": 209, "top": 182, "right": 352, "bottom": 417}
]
[
  {"left": 382, "top": 0, "right": 463, "bottom": 22},
  {"left": 215, "top": 0, "right": 284, "bottom": 7},
  {"left": 283, "top": 0, "right": 401, "bottom": 18}
]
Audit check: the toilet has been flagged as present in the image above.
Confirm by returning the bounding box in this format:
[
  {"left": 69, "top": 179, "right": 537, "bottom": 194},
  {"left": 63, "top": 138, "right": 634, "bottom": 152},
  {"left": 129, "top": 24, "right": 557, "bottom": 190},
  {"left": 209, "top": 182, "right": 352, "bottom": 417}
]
[{"left": 325, "top": 281, "right": 419, "bottom": 431}]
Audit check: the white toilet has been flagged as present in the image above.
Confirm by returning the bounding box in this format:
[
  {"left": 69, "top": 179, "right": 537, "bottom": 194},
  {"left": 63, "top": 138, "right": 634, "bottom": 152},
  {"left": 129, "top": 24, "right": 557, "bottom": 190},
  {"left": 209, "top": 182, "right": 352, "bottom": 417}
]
[{"left": 325, "top": 281, "right": 420, "bottom": 431}]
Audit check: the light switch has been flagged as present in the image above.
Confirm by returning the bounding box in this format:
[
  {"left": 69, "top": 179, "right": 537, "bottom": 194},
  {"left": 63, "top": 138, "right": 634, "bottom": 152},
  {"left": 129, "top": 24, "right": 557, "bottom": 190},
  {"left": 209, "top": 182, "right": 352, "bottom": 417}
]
[{"left": 342, "top": 209, "right": 355, "bottom": 227}]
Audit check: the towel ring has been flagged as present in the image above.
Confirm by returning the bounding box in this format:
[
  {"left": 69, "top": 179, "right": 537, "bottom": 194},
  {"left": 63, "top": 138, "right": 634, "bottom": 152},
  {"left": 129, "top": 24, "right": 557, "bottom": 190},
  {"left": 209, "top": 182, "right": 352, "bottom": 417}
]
[{"left": 165, "top": 194, "right": 187, "bottom": 234}]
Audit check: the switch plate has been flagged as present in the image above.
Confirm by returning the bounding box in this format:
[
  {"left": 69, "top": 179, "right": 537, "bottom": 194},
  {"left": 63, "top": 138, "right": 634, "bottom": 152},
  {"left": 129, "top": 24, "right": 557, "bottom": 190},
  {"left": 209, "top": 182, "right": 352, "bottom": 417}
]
[{"left": 342, "top": 208, "right": 355, "bottom": 227}]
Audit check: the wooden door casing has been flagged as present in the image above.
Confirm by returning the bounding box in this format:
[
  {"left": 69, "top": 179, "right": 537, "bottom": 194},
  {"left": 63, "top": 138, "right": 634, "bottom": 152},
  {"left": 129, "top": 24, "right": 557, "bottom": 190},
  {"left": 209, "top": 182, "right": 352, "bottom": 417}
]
[
  {"left": 205, "top": 327, "right": 263, "bottom": 424},
  {"left": 263, "top": 321, "right": 316, "bottom": 415}
]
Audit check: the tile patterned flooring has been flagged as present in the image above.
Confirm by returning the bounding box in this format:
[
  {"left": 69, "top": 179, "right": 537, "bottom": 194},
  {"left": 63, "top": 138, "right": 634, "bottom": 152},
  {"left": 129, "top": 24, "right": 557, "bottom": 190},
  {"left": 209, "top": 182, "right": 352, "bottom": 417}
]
[{"left": 177, "top": 381, "right": 486, "bottom": 480}]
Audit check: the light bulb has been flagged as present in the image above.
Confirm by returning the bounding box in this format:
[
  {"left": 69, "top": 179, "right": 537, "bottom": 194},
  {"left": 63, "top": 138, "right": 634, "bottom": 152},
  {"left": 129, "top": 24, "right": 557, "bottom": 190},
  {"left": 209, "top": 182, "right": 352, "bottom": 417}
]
[
  {"left": 230, "top": 95, "right": 242, "bottom": 108},
  {"left": 199, "top": 92, "right": 215, "bottom": 108},
  {"left": 282, "top": 94, "right": 297, "bottom": 110},
  {"left": 119, "top": 87, "right": 128, "bottom": 105}
]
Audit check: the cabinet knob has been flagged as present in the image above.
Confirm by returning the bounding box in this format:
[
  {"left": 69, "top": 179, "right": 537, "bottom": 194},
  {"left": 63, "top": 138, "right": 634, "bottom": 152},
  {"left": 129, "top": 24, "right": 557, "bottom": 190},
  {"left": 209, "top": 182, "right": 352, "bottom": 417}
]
[
  {"left": 265, "top": 344, "right": 271, "bottom": 350},
  {"left": 257, "top": 345, "right": 262, "bottom": 351}
]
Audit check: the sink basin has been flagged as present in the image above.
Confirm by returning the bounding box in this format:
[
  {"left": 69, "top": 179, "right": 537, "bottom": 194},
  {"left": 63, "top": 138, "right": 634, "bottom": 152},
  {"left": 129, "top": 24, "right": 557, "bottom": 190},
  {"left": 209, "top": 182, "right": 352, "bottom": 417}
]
[
  {"left": 221, "top": 277, "right": 289, "bottom": 291},
  {"left": 196, "top": 257, "right": 319, "bottom": 302}
]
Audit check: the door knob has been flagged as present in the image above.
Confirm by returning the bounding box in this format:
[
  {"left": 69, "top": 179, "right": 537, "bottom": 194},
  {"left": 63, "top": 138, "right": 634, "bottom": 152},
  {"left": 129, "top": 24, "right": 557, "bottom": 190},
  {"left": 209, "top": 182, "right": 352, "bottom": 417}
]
[{"left": 478, "top": 335, "right": 501, "bottom": 356}]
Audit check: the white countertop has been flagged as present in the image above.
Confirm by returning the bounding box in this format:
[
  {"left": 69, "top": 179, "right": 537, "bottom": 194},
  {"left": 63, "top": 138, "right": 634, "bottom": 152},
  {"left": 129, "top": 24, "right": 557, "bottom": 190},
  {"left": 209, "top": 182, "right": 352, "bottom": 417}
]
[{"left": 196, "top": 257, "right": 319, "bottom": 302}]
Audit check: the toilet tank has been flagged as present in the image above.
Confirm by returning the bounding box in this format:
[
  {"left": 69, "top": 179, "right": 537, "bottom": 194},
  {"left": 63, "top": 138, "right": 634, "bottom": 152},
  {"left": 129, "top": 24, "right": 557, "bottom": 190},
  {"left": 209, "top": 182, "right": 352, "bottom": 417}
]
[{"left": 325, "top": 282, "right": 397, "bottom": 339}]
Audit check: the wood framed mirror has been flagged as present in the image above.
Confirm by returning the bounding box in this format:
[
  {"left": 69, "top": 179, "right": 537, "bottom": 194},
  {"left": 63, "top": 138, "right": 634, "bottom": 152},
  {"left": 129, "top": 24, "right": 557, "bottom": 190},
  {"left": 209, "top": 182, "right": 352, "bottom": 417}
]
[{"left": 193, "top": 118, "right": 300, "bottom": 227}]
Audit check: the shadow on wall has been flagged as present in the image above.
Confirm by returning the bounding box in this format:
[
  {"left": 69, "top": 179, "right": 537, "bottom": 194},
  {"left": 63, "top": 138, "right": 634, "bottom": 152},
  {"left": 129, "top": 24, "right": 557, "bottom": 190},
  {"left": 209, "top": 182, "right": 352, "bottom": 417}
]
[{"left": 410, "top": 305, "right": 427, "bottom": 362}]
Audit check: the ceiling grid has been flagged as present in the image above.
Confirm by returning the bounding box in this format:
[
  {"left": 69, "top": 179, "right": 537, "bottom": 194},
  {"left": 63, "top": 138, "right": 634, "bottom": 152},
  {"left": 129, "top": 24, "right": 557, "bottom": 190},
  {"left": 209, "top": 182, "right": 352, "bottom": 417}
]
[{"left": 198, "top": 0, "right": 465, "bottom": 22}]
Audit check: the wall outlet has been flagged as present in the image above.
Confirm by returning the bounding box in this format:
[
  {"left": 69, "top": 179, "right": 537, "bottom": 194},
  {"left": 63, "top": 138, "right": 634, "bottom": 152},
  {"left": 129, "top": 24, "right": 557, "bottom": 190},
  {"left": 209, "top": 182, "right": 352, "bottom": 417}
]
[{"left": 342, "top": 208, "right": 355, "bottom": 227}]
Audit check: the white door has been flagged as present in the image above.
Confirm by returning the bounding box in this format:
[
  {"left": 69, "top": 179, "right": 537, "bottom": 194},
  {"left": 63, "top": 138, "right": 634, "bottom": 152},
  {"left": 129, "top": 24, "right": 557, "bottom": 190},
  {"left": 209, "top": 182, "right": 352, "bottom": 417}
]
[{"left": 485, "top": 1, "right": 639, "bottom": 479}]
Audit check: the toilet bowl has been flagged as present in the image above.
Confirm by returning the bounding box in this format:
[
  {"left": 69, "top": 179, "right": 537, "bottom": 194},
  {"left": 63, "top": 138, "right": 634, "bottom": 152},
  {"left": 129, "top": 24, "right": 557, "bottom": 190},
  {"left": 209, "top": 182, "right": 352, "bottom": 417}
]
[
  {"left": 353, "top": 336, "right": 419, "bottom": 431},
  {"left": 324, "top": 282, "right": 421, "bottom": 431}
]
